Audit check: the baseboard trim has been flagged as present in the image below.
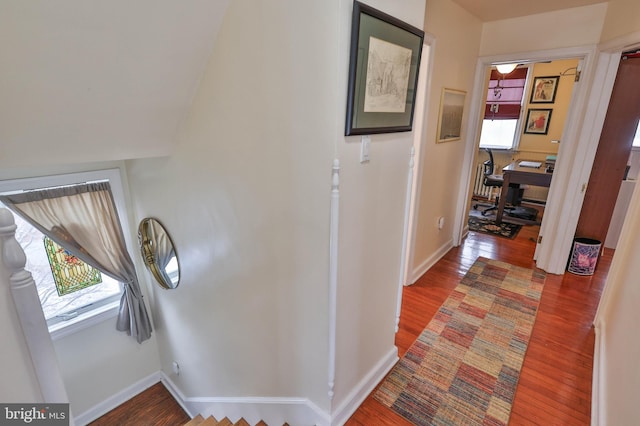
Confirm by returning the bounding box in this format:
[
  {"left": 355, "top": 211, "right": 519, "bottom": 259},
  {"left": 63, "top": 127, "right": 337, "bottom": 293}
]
[
  {"left": 74, "top": 371, "right": 162, "bottom": 426},
  {"left": 409, "top": 239, "right": 453, "bottom": 284},
  {"left": 330, "top": 346, "right": 398, "bottom": 426},
  {"left": 73, "top": 352, "right": 400, "bottom": 426},
  {"left": 161, "top": 373, "right": 331, "bottom": 426},
  {"left": 592, "top": 321, "right": 605, "bottom": 426}
]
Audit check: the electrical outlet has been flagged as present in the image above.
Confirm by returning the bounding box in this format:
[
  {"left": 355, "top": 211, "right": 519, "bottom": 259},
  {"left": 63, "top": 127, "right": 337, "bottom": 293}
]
[{"left": 172, "top": 361, "right": 180, "bottom": 376}]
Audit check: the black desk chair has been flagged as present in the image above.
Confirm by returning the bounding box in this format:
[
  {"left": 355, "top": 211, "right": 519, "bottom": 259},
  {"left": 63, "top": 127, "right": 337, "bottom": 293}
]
[{"left": 473, "top": 148, "right": 519, "bottom": 216}]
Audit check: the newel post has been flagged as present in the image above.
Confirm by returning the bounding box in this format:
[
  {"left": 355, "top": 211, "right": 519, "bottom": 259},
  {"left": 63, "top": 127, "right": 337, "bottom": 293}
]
[{"left": 0, "top": 208, "right": 70, "bottom": 405}]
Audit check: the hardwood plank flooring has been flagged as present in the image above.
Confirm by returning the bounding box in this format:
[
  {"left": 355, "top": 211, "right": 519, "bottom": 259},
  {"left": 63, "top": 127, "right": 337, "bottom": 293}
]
[
  {"left": 346, "top": 220, "right": 610, "bottom": 425},
  {"left": 89, "top": 382, "right": 190, "bottom": 426}
]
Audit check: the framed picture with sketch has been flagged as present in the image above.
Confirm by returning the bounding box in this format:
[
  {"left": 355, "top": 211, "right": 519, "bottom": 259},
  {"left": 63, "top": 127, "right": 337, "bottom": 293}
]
[{"left": 344, "top": 1, "right": 424, "bottom": 135}]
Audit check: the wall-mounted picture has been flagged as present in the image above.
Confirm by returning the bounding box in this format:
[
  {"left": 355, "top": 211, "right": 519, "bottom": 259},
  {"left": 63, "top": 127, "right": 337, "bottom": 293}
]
[
  {"left": 344, "top": 1, "right": 424, "bottom": 135},
  {"left": 436, "top": 88, "right": 466, "bottom": 143},
  {"left": 530, "top": 76, "right": 559, "bottom": 103},
  {"left": 524, "top": 108, "right": 553, "bottom": 135}
]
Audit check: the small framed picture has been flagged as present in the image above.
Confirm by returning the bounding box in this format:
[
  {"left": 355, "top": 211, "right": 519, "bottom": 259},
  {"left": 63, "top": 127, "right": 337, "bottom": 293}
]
[
  {"left": 524, "top": 108, "right": 552, "bottom": 135},
  {"left": 436, "top": 88, "right": 466, "bottom": 143},
  {"left": 530, "top": 76, "right": 559, "bottom": 103}
]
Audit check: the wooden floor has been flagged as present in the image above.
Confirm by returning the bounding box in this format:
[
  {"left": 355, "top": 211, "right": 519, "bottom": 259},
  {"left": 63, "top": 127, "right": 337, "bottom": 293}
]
[
  {"left": 346, "top": 220, "right": 610, "bottom": 425},
  {"left": 89, "top": 382, "right": 190, "bottom": 426}
]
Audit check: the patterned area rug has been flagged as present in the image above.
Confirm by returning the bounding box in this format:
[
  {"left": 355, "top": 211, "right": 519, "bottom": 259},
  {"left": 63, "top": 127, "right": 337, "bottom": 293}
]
[
  {"left": 374, "top": 257, "right": 546, "bottom": 425},
  {"left": 468, "top": 216, "right": 522, "bottom": 239}
]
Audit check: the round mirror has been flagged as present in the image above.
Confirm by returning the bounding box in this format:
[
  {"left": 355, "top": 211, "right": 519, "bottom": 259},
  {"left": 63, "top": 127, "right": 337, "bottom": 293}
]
[{"left": 138, "top": 218, "right": 180, "bottom": 289}]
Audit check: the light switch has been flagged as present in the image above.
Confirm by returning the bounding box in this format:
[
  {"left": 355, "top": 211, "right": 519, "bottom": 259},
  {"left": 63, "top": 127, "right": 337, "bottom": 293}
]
[{"left": 360, "top": 135, "right": 371, "bottom": 163}]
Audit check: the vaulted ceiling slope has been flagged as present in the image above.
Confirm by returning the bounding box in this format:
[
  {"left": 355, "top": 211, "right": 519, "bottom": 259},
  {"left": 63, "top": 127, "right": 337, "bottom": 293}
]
[
  {"left": 451, "top": 0, "right": 607, "bottom": 21},
  {"left": 0, "top": 1, "right": 230, "bottom": 167}
]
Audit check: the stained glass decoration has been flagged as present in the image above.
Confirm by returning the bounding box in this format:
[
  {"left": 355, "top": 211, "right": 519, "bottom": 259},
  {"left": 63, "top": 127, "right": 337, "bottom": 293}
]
[{"left": 44, "top": 236, "right": 102, "bottom": 296}]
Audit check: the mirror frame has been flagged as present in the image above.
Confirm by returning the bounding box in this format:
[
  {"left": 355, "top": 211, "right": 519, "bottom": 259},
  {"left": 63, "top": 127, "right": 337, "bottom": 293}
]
[{"left": 138, "top": 218, "right": 180, "bottom": 290}]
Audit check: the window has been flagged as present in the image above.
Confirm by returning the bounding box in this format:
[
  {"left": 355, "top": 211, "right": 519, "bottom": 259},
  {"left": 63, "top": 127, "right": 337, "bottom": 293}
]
[
  {"left": 479, "top": 120, "right": 518, "bottom": 149},
  {"left": 7, "top": 210, "right": 122, "bottom": 331},
  {"left": 479, "top": 67, "right": 529, "bottom": 150},
  {"left": 633, "top": 121, "right": 640, "bottom": 148},
  {"left": 0, "top": 169, "right": 133, "bottom": 339}
]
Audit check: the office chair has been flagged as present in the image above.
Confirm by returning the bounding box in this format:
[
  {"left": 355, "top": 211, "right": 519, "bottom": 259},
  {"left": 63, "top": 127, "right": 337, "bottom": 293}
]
[{"left": 473, "top": 148, "right": 518, "bottom": 216}]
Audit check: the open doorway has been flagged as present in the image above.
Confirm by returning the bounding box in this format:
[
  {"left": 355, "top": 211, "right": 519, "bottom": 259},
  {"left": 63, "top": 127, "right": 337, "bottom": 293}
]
[
  {"left": 452, "top": 45, "right": 601, "bottom": 275},
  {"left": 467, "top": 58, "right": 580, "bottom": 245}
]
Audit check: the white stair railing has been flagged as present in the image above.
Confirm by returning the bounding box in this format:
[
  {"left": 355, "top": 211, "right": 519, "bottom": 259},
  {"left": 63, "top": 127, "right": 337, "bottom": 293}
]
[{"left": 0, "top": 208, "right": 71, "bottom": 409}]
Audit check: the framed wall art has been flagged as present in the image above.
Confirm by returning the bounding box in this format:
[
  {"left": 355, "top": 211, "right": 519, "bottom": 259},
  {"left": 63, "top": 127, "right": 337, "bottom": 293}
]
[
  {"left": 344, "top": 1, "right": 424, "bottom": 136},
  {"left": 436, "top": 88, "right": 466, "bottom": 143},
  {"left": 524, "top": 108, "right": 553, "bottom": 135},
  {"left": 530, "top": 76, "right": 559, "bottom": 103}
]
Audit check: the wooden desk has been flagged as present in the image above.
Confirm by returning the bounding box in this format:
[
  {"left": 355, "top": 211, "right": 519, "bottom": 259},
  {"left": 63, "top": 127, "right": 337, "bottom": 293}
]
[{"left": 496, "top": 161, "right": 553, "bottom": 224}]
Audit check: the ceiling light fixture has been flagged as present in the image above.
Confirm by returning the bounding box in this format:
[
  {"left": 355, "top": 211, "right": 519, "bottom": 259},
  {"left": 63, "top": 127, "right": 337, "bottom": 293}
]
[{"left": 496, "top": 63, "right": 518, "bottom": 74}]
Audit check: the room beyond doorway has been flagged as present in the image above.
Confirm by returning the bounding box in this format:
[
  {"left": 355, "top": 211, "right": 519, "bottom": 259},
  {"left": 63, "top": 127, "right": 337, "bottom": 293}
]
[{"left": 454, "top": 46, "right": 595, "bottom": 275}]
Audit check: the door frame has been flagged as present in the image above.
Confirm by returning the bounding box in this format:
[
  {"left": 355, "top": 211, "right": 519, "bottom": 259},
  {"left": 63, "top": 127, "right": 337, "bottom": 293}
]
[
  {"left": 590, "top": 31, "right": 640, "bottom": 426},
  {"left": 453, "top": 45, "right": 600, "bottom": 274}
]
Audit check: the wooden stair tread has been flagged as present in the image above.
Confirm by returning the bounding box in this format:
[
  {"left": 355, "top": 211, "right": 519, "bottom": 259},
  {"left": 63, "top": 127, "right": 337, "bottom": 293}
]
[
  {"left": 184, "top": 414, "right": 205, "bottom": 425},
  {"left": 199, "top": 416, "right": 220, "bottom": 426},
  {"left": 186, "top": 414, "right": 275, "bottom": 426}
]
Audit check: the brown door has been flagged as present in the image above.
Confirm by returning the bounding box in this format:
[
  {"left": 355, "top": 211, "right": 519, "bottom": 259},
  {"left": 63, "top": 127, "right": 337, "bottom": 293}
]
[{"left": 575, "top": 53, "right": 640, "bottom": 244}]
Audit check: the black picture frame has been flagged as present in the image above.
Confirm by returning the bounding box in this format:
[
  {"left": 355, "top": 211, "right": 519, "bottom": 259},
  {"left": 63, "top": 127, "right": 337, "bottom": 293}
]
[
  {"left": 344, "top": 1, "right": 424, "bottom": 136},
  {"left": 529, "top": 76, "right": 559, "bottom": 103},
  {"left": 524, "top": 108, "right": 553, "bottom": 135}
]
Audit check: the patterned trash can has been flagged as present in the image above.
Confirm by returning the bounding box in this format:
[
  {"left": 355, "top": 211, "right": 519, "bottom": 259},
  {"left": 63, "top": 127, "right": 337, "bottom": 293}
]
[{"left": 567, "top": 238, "right": 601, "bottom": 275}]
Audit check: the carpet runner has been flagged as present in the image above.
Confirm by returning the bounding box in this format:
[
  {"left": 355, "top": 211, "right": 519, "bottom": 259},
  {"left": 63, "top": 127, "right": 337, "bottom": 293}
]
[{"left": 374, "top": 257, "right": 545, "bottom": 425}]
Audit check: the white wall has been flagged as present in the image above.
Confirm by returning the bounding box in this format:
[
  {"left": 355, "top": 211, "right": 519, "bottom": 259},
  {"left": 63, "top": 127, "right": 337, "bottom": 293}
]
[
  {"left": 54, "top": 318, "right": 160, "bottom": 415},
  {"left": 479, "top": 4, "right": 607, "bottom": 57},
  {"left": 330, "top": 0, "right": 427, "bottom": 414},
  {"left": 126, "top": 0, "right": 338, "bottom": 412},
  {"left": 126, "top": 0, "right": 431, "bottom": 419},
  {"left": 409, "top": 0, "right": 482, "bottom": 280},
  {"left": 594, "top": 172, "right": 640, "bottom": 424}
]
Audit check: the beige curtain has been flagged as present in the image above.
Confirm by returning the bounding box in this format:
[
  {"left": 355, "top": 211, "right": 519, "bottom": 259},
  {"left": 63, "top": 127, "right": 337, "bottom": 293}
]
[{"left": 0, "top": 182, "right": 152, "bottom": 343}]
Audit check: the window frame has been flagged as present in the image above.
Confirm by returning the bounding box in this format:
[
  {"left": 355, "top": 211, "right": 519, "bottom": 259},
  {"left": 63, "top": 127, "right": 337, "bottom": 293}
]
[
  {"left": 479, "top": 64, "right": 534, "bottom": 151},
  {"left": 0, "top": 168, "right": 135, "bottom": 340}
]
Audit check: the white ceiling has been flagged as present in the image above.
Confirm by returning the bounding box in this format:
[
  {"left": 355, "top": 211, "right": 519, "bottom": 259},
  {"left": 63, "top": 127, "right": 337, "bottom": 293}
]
[
  {"left": 450, "top": 0, "right": 607, "bottom": 21},
  {"left": 0, "top": 1, "right": 230, "bottom": 167}
]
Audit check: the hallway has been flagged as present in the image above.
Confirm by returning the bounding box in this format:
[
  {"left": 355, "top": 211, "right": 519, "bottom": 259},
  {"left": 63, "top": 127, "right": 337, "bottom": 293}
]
[{"left": 347, "top": 223, "right": 610, "bottom": 424}]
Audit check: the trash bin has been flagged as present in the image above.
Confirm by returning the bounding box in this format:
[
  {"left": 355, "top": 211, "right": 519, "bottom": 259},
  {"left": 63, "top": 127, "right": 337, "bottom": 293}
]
[{"left": 567, "top": 238, "right": 601, "bottom": 275}]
